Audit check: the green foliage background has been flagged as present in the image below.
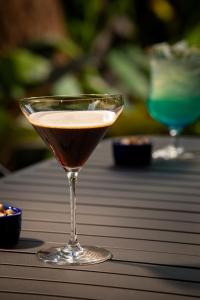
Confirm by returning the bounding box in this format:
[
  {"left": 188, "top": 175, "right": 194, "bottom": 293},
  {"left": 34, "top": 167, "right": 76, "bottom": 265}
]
[{"left": 1, "top": 0, "right": 200, "bottom": 169}]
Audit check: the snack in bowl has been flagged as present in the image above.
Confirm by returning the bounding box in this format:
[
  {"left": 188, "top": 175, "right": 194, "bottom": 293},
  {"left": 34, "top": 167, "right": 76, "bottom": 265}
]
[
  {"left": 0, "top": 203, "right": 22, "bottom": 247},
  {"left": 112, "top": 136, "right": 152, "bottom": 167}
]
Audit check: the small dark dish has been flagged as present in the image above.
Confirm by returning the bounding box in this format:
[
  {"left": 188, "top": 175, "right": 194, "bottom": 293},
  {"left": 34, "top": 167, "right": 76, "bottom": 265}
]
[
  {"left": 113, "top": 136, "right": 152, "bottom": 167},
  {"left": 0, "top": 205, "right": 22, "bottom": 247}
]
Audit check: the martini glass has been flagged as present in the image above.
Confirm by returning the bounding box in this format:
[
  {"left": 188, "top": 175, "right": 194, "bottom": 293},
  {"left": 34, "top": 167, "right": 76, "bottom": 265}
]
[
  {"left": 147, "top": 43, "right": 200, "bottom": 159},
  {"left": 20, "top": 94, "right": 123, "bottom": 265}
]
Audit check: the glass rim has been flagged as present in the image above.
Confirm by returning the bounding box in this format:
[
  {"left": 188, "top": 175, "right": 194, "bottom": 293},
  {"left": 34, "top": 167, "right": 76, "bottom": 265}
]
[{"left": 20, "top": 94, "right": 123, "bottom": 103}]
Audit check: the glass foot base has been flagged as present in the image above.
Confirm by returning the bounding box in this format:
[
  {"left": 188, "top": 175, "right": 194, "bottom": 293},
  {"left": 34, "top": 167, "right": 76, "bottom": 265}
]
[
  {"left": 153, "top": 145, "right": 185, "bottom": 160},
  {"left": 37, "top": 245, "right": 112, "bottom": 265}
]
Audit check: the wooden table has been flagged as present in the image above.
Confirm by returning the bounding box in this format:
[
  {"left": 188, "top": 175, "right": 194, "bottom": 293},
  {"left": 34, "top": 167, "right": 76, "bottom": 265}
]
[{"left": 0, "top": 137, "right": 200, "bottom": 300}]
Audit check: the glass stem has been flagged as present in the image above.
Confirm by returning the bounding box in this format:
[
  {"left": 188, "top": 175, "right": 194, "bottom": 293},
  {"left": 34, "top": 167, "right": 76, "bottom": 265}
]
[
  {"left": 67, "top": 170, "right": 81, "bottom": 249},
  {"left": 170, "top": 128, "right": 181, "bottom": 149}
]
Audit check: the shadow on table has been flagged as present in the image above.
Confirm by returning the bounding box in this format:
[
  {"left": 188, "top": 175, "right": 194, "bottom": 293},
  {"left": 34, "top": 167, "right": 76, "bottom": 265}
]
[
  {"left": 14, "top": 238, "right": 44, "bottom": 249},
  {"left": 114, "top": 260, "right": 200, "bottom": 292},
  {"left": 145, "top": 263, "right": 200, "bottom": 292}
]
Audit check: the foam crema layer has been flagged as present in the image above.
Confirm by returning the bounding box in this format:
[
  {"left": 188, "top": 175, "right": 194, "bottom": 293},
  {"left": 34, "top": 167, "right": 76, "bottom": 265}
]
[{"left": 28, "top": 110, "right": 116, "bottom": 129}]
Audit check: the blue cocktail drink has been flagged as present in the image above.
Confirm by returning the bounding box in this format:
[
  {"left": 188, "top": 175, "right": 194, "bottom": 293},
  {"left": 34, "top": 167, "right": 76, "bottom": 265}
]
[{"left": 148, "top": 42, "right": 200, "bottom": 159}]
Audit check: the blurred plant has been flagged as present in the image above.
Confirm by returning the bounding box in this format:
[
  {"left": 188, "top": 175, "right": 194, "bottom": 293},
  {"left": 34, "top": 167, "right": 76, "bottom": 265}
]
[
  {"left": 107, "top": 46, "right": 149, "bottom": 99},
  {"left": 0, "top": 49, "right": 51, "bottom": 168},
  {"left": 0, "top": 49, "right": 52, "bottom": 100},
  {"left": 0, "top": 0, "right": 200, "bottom": 171},
  {"left": 187, "top": 24, "right": 200, "bottom": 46}
]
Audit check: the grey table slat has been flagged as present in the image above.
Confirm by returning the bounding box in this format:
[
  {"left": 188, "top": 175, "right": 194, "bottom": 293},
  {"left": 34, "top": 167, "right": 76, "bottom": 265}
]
[
  {"left": 2, "top": 195, "right": 200, "bottom": 224},
  {"left": 0, "top": 277, "right": 198, "bottom": 300},
  {"left": 0, "top": 293, "right": 79, "bottom": 300},
  {"left": 1, "top": 264, "right": 200, "bottom": 297},
  {"left": 0, "top": 137, "right": 200, "bottom": 300},
  {"left": 3, "top": 171, "right": 200, "bottom": 194},
  {"left": 21, "top": 219, "right": 200, "bottom": 246},
  {"left": 2, "top": 252, "right": 200, "bottom": 282},
  {"left": 1, "top": 183, "right": 200, "bottom": 210},
  {"left": 20, "top": 210, "right": 200, "bottom": 234}
]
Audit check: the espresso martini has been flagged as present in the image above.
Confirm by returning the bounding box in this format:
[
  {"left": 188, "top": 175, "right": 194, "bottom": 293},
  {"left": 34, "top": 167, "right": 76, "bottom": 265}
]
[{"left": 29, "top": 110, "right": 116, "bottom": 170}]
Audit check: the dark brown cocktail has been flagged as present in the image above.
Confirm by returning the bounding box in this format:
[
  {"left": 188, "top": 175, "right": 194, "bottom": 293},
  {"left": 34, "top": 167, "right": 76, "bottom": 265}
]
[{"left": 29, "top": 111, "right": 116, "bottom": 170}]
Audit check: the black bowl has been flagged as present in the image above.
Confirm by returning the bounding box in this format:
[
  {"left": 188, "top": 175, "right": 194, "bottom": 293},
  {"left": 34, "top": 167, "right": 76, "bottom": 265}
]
[
  {"left": 0, "top": 206, "right": 22, "bottom": 247},
  {"left": 113, "top": 137, "right": 152, "bottom": 167}
]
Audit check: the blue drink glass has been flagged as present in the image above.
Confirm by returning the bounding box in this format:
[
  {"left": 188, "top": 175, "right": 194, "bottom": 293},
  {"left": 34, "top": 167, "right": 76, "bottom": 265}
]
[{"left": 148, "top": 43, "right": 200, "bottom": 159}]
